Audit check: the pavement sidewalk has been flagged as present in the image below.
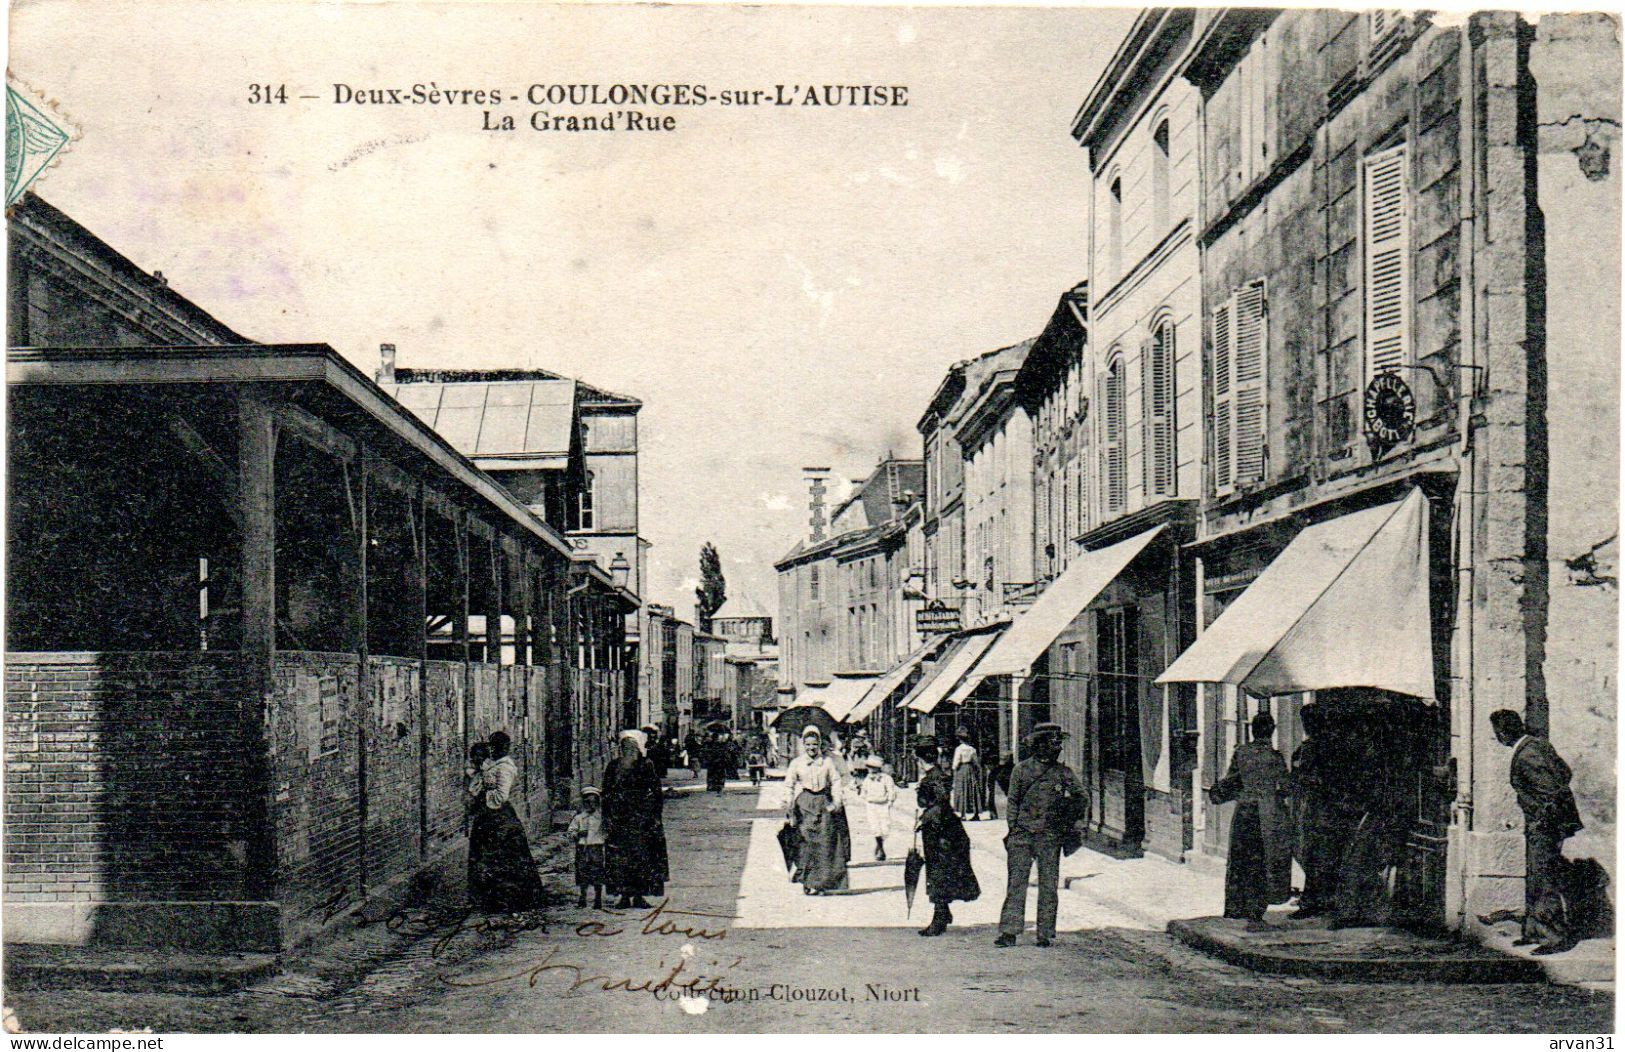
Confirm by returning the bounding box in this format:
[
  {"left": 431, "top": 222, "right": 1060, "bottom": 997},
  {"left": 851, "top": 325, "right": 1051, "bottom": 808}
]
[{"left": 738, "top": 781, "right": 1222, "bottom": 930}]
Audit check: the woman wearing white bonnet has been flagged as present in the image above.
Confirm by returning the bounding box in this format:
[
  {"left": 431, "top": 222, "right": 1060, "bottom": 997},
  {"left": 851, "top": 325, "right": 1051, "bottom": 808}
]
[{"left": 782, "top": 725, "right": 849, "bottom": 894}]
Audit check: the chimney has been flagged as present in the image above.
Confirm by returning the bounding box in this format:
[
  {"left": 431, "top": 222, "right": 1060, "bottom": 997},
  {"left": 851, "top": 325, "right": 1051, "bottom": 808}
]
[
  {"left": 803, "top": 467, "right": 832, "bottom": 543},
  {"left": 377, "top": 343, "right": 397, "bottom": 384}
]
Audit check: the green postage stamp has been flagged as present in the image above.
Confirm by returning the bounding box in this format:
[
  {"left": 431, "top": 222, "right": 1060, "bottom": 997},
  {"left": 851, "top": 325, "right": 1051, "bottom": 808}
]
[{"left": 6, "top": 80, "right": 73, "bottom": 207}]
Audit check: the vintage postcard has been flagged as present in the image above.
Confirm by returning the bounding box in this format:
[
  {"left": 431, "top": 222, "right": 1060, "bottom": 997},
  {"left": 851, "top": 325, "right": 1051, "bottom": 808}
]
[{"left": 1, "top": 0, "right": 1618, "bottom": 1038}]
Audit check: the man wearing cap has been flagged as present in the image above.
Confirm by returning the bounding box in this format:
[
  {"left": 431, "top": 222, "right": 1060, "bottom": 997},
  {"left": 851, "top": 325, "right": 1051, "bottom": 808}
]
[{"left": 995, "top": 723, "right": 1085, "bottom": 948}]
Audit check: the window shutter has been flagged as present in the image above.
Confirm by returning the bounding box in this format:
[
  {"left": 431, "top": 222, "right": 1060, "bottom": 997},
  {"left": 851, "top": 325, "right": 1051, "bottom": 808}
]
[
  {"left": 1140, "top": 337, "right": 1155, "bottom": 499},
  {"left": 1233, "top": 280, "right": 1267, "bottom": 484},
  {"left": 1102, "top": 361, "right": 1126, "bottom": 513},
  {"left": 1212, "top": 300, "right": 1234, "bottom": 495},
  {"left": 1363, "top": 143, "right": 1410, "bottom": 380},
  {"left": 1145, "top": 322, "right": 1176, "bottom": 497}
]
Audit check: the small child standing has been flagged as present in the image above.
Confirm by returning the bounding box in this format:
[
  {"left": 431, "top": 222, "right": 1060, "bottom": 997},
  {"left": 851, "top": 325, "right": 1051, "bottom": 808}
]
[
  {"left": 568, "top": 787, "right": 606, "bottom": 909},
  {"left": 746, "top": 746, "right": 767, "bottom": 786},
  {"left": 859, "top": 755, "right": 899, "bottom": 861},
  {"left": 463, "top": 742, "right": 491, "bottom": 834}
]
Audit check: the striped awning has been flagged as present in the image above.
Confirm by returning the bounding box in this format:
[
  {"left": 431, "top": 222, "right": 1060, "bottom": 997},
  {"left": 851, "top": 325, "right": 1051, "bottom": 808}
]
[
  {"left": 904, "top": 629, "right": 1003, "bottom": 714},
  {"left": 816, "top": 674, "right": 884, "bottom": 723},
  {"left": 845, "top": 640, "right": 944, "bottom": 723}
]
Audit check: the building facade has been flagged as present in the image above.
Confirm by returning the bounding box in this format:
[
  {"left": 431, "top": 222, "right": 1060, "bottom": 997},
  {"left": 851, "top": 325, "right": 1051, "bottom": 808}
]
[
  {"left": 1161, "top": 9, "right": 1618, "bottom": 933},
  {"left": 5, "top": 196, "right": 635, "bottom": 953}
]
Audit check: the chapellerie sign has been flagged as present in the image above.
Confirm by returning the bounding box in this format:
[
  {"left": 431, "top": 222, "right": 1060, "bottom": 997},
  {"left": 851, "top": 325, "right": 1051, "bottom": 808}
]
[{"left": 915, "top": 600, "right": 962, "bottom": 634}]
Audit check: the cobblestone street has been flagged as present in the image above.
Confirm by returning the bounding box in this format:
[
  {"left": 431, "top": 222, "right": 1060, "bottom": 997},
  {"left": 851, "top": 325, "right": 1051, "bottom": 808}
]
[{"left": 5, "top": 775, "right": 1613, "bottom": 1034}]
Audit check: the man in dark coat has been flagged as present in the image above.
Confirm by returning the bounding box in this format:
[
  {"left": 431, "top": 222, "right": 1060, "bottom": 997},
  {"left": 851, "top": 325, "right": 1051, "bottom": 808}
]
[
  {"left": 1492, "top": 709, "right": 1584, "bottom": 954},
  {"left": 642, "top": 725, "right": 668, "bottom": 779},
  {"left": 1290, "top": 704, "right": 1345, "bottom": 917},
  {"left": 995, "top": 723, "right": 1085, "bottom": 947},
  {"left": 913, "top": 734, "right": 979, "bottom": 937}
]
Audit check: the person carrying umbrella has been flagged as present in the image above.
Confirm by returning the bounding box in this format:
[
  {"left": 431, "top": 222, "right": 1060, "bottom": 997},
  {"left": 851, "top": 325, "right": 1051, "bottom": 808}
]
[
  {"left": 783, "top": 726, "right": 849, "bottom": 894},
  {"left": 911, "top": 734, "right": 979, "bottom": 936}
]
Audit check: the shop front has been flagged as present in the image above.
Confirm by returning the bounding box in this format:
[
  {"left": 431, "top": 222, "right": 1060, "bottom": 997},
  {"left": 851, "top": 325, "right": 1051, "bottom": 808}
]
[{"left": 1160, "top": 486, "right": 1455, "bottom": 929}]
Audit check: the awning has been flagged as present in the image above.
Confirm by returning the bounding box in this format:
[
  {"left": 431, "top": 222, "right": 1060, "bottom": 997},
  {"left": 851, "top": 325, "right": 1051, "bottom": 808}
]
[
  {"left": 816, "top": 674, "right": 884, "bottom": 723},
  {"left": 1157, "top": 488, "right": 1433, "bottom": 698},
  {"left": 905, "top": 630, "right": 1003, "bottom": 714},
  {"left": 970, "top": 524, "right": 1166, "bottom": 683},
  {"left": 845, "top": 640, "right": 943, "bottom": 723}
]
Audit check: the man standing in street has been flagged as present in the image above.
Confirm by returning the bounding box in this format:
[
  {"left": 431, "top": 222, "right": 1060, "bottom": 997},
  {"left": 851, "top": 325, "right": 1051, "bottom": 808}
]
[
  {"left": 995, "top": 723, "right": 1086, "bottom": 948},
  {"left": 1491, "top": 709, "right": 1584, "bottom": 954}
]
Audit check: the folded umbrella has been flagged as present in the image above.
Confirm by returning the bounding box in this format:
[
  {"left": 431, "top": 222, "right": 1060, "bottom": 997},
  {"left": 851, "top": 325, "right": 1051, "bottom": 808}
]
[
  {"left": 777, "top": 820, "right": 802, "bottom": 873},
  {"left": 904, "top": 817, "right": 925, "bottom": 917}
]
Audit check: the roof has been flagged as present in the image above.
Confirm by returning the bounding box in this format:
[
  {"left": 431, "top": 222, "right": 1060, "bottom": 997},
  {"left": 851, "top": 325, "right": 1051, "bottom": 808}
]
[
  {"left": 381, "top": 378, "right": 577, "bottom": 467},
  {"left": 1016, "top": 283, "right": 1089, "bottom": 411},
  {"left": 393, "top": 367, "right": 640, "bottom": 408},
  {"left": 14, "top": 194, "right": 252, "bottom": 345},
  {"left": 8, "top": 344, "right": 594, "bottom": 565},
  {"left": 714, "top": 592, "right": 771, "bottom": 620},
  {"left": 828, "top": 457, "right": 925, "bottom": 531}
]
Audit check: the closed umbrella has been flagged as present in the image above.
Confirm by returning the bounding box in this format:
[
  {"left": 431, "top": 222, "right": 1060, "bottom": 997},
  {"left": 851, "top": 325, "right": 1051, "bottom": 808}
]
[
  {"left": 903, "top": 820, "right": 925, "bottom": 917},
  {"left": 777, "top": 820, "right": 803, "bottom": 875}
]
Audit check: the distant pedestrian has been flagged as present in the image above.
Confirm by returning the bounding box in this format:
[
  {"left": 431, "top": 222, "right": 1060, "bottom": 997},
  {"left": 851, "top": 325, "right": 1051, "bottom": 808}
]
[
  {"left": 1492, "top": 709, "right": 1584, "bottom": 954},
  {"left": 914, "top": 734, "right": 978, "bottom": 936},
  {"left": 569, "top": 787, "right": 606, "bottom": 910},
  {"left": 995, "top": 723, "right": 1085, "bottom": 947},
  {"left": 705, "top": 728, "right": 731, "bottom": 793},
  {"left": 466, "top": 731, "right": 547, "bottom": 915},
  {"left": 784, "top": 726, "right": 849, "bottom": 894},
  {"left": 860, "top": 754, "right": 898, "bottom": 861},
  {"left": 602, "top": 730, "right": 670, "bottom": 909},
  {"left": 988, "top": 751, "right": 1014, "bottom": 819},
  {"left": 685, "top": 730, "right": 703, "bottom": 777},
  {"left": 747, "top": 744, "right": 767, "bottom": 786},
  {"left": 643, "top": 725, "right": 668, "bottom": 778},
  {"left": 952, "top": 729, "right": 982, "bottom": 820},
  {"left": 1211, "top": 712, "right": 1292, "bottom": 923}
]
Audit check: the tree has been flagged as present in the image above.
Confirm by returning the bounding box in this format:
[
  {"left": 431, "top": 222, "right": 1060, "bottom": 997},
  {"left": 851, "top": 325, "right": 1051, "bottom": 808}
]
[{"left": 696, "top": 542, "right": 727, "bottom": 633}]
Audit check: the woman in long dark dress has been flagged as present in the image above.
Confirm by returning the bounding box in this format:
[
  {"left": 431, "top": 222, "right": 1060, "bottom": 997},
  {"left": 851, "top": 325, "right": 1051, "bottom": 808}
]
[
  {"left": 783, "top": 726, "right": 849, "bottom": 894},
  {"left": 602, "top": 730, "right": 670, "bottom": 909},
  {"left": 1210, "top": 712, "right": 1292, "bottom": 922},
  {"left": 914, "top": 735, "right": 979, "bottom": 936},
  {"left": 467, "top": 731, "right": 548, "bottom": 914}
]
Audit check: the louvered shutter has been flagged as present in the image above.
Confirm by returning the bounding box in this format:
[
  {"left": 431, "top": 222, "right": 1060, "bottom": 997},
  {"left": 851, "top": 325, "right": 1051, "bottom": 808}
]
[
  {"left": 1363, "top": 144, "right": 1410, "bottom": 380},
  {"left": 1140, "top": 337, "right": 1155, "bottom": 499},
  {"left": 1233, "top": 280, "right": 1268, "bottom": 484},
  {"left": 1145, "top": 322, "right": 1176, "bottom": 497},
  {"left": 1212, "top": 300, "right": 1234, "bottom": 495}
]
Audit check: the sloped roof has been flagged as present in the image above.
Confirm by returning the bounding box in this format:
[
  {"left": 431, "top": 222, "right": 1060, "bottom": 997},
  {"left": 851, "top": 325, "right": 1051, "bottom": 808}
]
[
  {"left": 714, "top": 592, "right": 771, "bottom": 620},
  {"left": 382, "top": 378, "right": 576, "bottom": 466},
  {"left": 392, "top": 367, "right": 640, "bottom": 408}
]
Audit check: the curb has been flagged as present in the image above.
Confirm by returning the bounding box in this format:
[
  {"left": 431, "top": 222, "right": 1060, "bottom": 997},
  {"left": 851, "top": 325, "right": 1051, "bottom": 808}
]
[
  {"left": 4, "top": 953, "right": 278, "bottom": 994},
  {"left": 1167, "top": 918, "right": 1546, "bottom": 984}
]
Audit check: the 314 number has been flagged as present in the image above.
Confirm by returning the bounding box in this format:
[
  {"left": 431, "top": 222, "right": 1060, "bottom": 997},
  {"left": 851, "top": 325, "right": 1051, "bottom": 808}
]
[{"left": 248, "top": 84, "right": 288, "bottom": 104}]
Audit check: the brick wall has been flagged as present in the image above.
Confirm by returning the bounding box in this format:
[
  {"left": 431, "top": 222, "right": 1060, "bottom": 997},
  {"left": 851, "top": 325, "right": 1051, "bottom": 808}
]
[
  {"left": 4, "top": 652, "right": 253, "bottom": 907},
  {"left": 269, "top": 651, "right": 362, "bottom": 937},
  {"left": 424, "top": 660, "right": 468, "bottom": 858},
  {"left": 364, "top": 657, "right": 422, "bottom": 886}
]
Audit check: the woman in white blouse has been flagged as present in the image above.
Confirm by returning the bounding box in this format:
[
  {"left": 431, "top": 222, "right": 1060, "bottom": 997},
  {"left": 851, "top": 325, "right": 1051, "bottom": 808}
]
[
  {"left": 783, "top": 726, "right": 849, "bottom": 894},
  {"left": 466, "top": 730, "right": 546, "bottom": 914}
]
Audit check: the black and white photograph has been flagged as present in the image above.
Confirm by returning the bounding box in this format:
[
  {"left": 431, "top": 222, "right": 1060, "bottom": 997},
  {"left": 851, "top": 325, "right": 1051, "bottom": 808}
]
[{"left": 0, "top": 1, "right": 1619, "bottom": 1037}]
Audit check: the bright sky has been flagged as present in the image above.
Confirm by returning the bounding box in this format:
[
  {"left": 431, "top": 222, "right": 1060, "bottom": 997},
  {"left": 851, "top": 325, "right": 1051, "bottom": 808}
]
[{"left": 11, "top": 0, "right": 1135, "bottom": 621}]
